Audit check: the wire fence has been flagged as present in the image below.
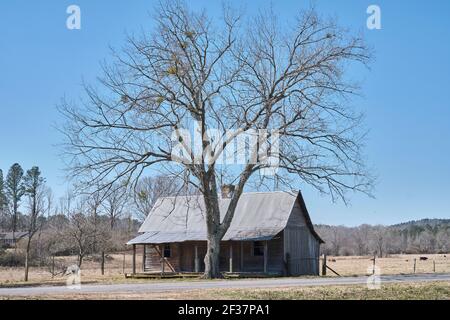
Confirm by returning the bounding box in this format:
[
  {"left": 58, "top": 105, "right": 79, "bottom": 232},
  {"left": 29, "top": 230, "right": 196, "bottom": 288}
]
[
  {"left": 1, "top": 252, "right": 449, "bottom": 284},
  {"left": 319, "top": 254, "right": 450, "bottom": 276}
]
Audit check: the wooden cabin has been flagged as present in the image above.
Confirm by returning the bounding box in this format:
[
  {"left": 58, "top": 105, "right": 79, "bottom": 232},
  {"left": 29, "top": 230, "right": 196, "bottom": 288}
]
[{"left": 127, "top": 191, "right": 324, "bottom": 277}]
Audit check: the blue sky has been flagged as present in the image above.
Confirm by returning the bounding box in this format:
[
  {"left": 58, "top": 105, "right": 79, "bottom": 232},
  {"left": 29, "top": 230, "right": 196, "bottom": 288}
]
[{"left": 1, "top": 1, "right": 449, "bottom": 226}]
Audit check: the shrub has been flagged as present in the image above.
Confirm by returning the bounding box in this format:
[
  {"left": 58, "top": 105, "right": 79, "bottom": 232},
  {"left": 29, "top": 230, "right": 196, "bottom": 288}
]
[{"left": 0, "top": 251, "right": 25, "bottom": 267}]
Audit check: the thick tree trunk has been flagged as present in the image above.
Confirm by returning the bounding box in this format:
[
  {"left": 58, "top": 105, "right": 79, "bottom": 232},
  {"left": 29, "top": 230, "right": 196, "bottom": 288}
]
[
  {"left": 203, "top": 233, "right": 222, "bottom": 279},
  {"left": 78, "top": 253, "right": 83, "bottom": 268},
  {"left": 24, "top": 240, "right": 31, "bottom": 282},
  {"left": 101, "top": 251, "right": 105, "bottom": 275},
  {"left": 200, "top": 167, "right": 251, "bottom": 279},
  {"left": 24, "top": 254, "right": 29, "bottom": 282},
  {"left": 201, "top": 180, "right": 223, "bottom": 279}
]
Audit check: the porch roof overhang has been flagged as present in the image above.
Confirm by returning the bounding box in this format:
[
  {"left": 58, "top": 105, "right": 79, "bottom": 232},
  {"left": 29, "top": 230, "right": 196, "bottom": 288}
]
[{"left": 127, "top": 230, "right": 276, "bottom": 245}]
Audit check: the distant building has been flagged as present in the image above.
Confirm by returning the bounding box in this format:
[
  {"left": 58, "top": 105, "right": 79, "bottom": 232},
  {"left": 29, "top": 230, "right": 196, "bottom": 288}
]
[
  {"left": 0, "top": 232, "right": 29, "bottom": 248},
  {"left": 127, "top": 191, "right": 324, "bottom": 276}
]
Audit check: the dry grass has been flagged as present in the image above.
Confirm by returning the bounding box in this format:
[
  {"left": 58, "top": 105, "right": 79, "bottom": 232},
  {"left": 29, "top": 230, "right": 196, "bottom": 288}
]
[
  {"left": 1, "top": 282, "right": 449, "bottom": 300},
  {"left": 321, "top": 254, "right": 450, "bottom": 276},
  {"left": 1, "top": 253, "right": 449, "bottom": 287},
  {"left": 216, "top": 282, "right": 450, "bottom": 300},
  {"left": 0, "top": 253, "right": 137, "bottom": 287}
]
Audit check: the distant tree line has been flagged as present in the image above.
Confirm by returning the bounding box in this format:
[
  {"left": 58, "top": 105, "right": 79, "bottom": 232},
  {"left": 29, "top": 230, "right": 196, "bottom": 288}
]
[
  {"left": 0, "top": 164, "right": 183, "bottom": 281},
  {"left": 316, "top": 219, "right": 450, "bottom": 257},
  {"left": 2, "top": 163, "right": 448, "bottom": 280}
]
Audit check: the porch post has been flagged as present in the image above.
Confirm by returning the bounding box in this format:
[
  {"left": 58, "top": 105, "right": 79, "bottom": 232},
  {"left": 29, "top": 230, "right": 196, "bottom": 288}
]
[
  {"left": 264, "top": 241, "right": 268, "bottom": 274},
  {"left": 194, "top": 245, "right": 199, "bottom": 273},
  {"left": 132, "top": 244, "right": 136, "bottom": 275},
  {"left": 161, "top": 244, "right": 165, "bottom": 274},
  {"left": 229, "top": 242, "right": 233, "bottom": 273},
  {"left": 142, "top": 244, "right": 146, "bottom": 272},
  {"left": 240, "top": 242, "right": 244, "bottom": 272}
]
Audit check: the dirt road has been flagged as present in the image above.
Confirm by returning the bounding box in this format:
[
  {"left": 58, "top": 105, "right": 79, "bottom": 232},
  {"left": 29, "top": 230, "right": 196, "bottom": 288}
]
[{"left": 0, "top": 273, "right": 449, "bottom": 297}]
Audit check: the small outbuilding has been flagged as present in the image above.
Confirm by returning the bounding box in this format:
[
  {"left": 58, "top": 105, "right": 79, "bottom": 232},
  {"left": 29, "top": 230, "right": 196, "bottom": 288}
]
[
  {"left": 127, "top": 191, "right": 324, "bottom": 277},
  {"left": 0, "top": 232, "right": 29, "bottom": 248}
]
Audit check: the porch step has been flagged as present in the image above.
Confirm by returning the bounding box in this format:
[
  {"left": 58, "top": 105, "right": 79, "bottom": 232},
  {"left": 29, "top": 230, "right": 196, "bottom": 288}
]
[
  {"left": 125, "top": 272, "right": 202, "bottom": 279},
  {"left": 125, "top": 272, "right": 282, "bottom": 279}
]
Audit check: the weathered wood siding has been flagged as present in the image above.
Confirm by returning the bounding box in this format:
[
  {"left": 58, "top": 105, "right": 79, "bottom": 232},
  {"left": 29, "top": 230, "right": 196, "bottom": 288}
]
[
  {"left": 179, "top": 241, "right": 207, "bottom": 272},
  {"left": 143, "top": 244, "right": 181, "bottom": 272},
  {"left": 283, "top": 202, "right": 320, "bottom": 275},
  {"left": 142, "top": 197, "right": 320, "bottom": 276},
  {"left": 145, "top": 238, "right": 284, "bottom": 274},
  {"left": 237, "top": 236, "right": 284, "bottom": 274},
  {"left": 143, "top": 245, "right": 160, "bottom": 271}
]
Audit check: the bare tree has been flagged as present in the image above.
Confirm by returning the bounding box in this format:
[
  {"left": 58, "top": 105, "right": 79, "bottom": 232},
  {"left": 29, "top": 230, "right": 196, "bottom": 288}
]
[
  {"left": 64, "top": 201, "right": 97, "bottom": 267},
  {"left": 101, "top": 184, "right": 128, "bottom": 230},
  {"left": 329, "top": 226, "right": 343, "bottom": 256},
  {"left": 371, "top": 226, "right": 387, "bottom": 257},
  {"left": 134, "top": 176, "right": 183, "bottom": 221},
  {"left": 58, "top": 189, "right": 74, "bottom": 218},
  {"left": 23, "top": 167, "right": 47, "bottom": 282},
  {"left": 353, "top": 224, "right": 371, "bottom": 256},
  {"left": 86, "top": 190, "right": 103, "bottom": 252},
  {"left": 437, "top": 227, "right": 450, "bottom": 253},
  {"left": 45, "top": 188, "right": 54, "bottom": 218},
  {"left": 59, "top": 1, "right": 373, "bottom": 278},
  {"left": 317, "top": 221, "right": 450, "bottom": 256}
]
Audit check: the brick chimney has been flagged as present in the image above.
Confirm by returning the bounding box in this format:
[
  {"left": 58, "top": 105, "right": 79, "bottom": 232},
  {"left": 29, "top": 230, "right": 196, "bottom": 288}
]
[{"left": 221, "top": 185, "right": 235, "bottom": 199}]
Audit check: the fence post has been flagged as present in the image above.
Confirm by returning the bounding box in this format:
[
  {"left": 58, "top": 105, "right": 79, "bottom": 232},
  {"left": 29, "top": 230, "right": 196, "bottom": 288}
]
[
  {"left": 132, "top": 244, "right": 136, "bottom": 275},
  {"left": 322, "top": 254, "right": 327, "bottom": 276},
  {"left": 433, "top": 260, "right": 436, "bottom": 273},
  {"left": 122, "top": 253, "right": 125, "bottom": 274},
  {"left": 194, "top": 245, "right": 199, "bottom": 273},
  {"left": 373, "top": 255, "right": 376, "bottom": 275},
  {"left": 142, "top": 245, "right": 147, "bottom": 273},
  {"left": 51, "top": 255, "right": 55, "bottom": 278},
  {"left": 101, "top": 251, "right": 105, "bottom": 276},
  {"left": 413, "top": 258, "right": 417, "bottom": 274}
]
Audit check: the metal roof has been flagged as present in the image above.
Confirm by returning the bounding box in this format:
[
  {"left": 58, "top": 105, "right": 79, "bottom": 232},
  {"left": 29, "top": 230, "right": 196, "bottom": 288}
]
[{"left": 128, "top": 191, "right": 323, "bottom": 245}]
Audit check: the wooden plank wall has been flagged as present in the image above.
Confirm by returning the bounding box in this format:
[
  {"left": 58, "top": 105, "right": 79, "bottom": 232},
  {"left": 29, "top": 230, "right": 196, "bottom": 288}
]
[
  {"left": 238, "top": 237, "right": 284, "bottom": 273},
  {"left": 179, "top": 241, "right": 207, "bottom": 272},
  {"left": 284, "top": 202, "right": 320, "bottom": 275},
  {"left": 144, "top": 239, "right": 285, "bottom": 274},
  {"left": 144, "top": 244, "right": 181, "bottom": 272}
]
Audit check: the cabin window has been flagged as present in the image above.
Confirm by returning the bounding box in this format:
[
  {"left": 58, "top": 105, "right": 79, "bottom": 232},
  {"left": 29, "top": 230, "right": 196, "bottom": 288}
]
[
  {"left": 252, "top": 241, "right": 265, "bottom": 257},
  {"left": 163, "top": 244, "right": 171, "bottom": 258}
]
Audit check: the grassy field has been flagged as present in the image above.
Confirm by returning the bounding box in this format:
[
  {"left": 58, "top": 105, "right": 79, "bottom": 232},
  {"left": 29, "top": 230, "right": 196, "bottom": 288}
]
[
  {"left": 1, "top": 282, "right": 449, "bottom": 300},
  {"left": 0, "top": 253, "right": 449, "bottom": 287},
  {"left": 218, "top": 282, "right": 450, "bottom": 300},
  {"left": 321, "top": 254, "right": 450, "bottom": 276},
  {"left": 0, "top": 252, "right": 137, "bottom": 287}
]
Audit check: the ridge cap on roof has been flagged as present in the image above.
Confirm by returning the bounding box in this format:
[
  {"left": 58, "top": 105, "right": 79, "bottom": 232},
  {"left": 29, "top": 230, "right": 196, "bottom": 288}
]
[{"left": 158, "top": 190, "right": 299, "bottom": 200}]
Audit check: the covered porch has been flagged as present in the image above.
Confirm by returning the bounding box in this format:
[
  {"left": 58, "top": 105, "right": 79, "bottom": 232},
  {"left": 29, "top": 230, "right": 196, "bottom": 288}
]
[{"left": 127, "top": 236, "right": 285, "bottom": 278}]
